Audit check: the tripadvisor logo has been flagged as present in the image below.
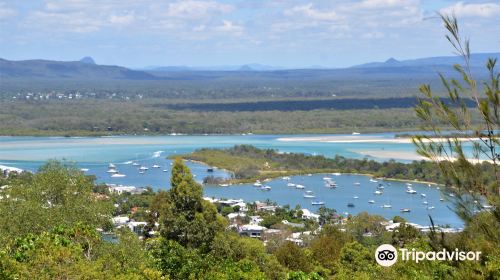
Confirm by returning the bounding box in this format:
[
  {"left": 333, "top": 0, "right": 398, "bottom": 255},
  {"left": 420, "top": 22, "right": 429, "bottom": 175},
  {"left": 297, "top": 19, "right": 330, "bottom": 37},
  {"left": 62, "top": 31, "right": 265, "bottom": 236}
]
[{"left": 375, "top": 244, "right": 481, "bottom": 267}]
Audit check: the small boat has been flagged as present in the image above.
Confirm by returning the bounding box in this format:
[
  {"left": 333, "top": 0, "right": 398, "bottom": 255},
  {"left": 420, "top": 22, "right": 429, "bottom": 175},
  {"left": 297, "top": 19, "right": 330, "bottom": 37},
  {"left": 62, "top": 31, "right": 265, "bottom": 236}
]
[
  {"left": 323, "top": 177, "right": 332, "bottom": 180},
  {"left": 422, "top": 201, "right": 428, "bottom": 205},
  {"left": 219, "top": 184, "right": 229, "bottom": 187},
  {"left": 307, "top": 174, "right": 312, "bottom": 176},
  {"left": 421, "top": 193, "right": 426, "bottom": 198},
  {"left": 111, "top": 173, "right": 126, "bottom": 178},
  {"left": 353, "top": 196, "right": 359, "bottom": 199},
  {"left": 107, "top": 169, "right": 119, "bottom": 174},
  {"left": 139, "top": 171, "right": 145, "bottom": 174},
  {"left": 448, "top": 193, "right": 455, "bottom": 197},
  {"left": 401, "top": 208, "right": 411, "bottom": 212},
  {"left": 254, "top": 182, "right": 262, "bottom": 187},
  {"left": 108, "top": 163, "right": 116, "bottom": 169},
  {"left": 374, "top": 190, "right": 383, "bottom": 195},
  {"left": 287, "top": 183, "right": 296, "bottom": 187},
  {"left": 368, "top": 200, "right": 375, "bottom": 204},
  {"left": 207, "top": 168, "right": 214, "bottom": 172},
  {"left": 303, "top": 191, "right": 315, "bottom": 198},
  {"left": 132, "top": 162, "right": 140, "bottom": 166},
  {"left": 325, "top": 182, "right": 337, "bottom": 188},
  {"left": 80, "top": 168, "right": 89, "bottom": 172},
  {"left": 261, "top": 185, "right": 271, "bottom": 191},
  {"left": 332, "top": 172, "right": 341, "bottom": 176},
  {"left": 296, "top": 184, "right": 306, "bottom": 189},
  {"left": 436, "top": 187, "right": 440, "bottom": 190},
  {"left": 152, "top": 164, "right": 161, "bottom": 168},
  {"left": 163, "top": 169, "right": 168, "bottom": 172},
  {"left": 406, "top": 183, "right": 412, "bottom": 186},
  {"left": 377, "top": 185, "right": 385, "bottom": 190},
  {"left": 282, "top": 176, "right": 291, "bottom": 180},
  {"left": 440, "top": 198, "right": 445, "bottom": 201},
  {"left": 406, "top": 189, "right": 417, "bottom": 194},
  {"left": 381, "top": 204, "right": 392, "bottom": 208},
  {"left": 347, "top": 203, "right": 355, "bottom": 207},
  {"left": 369, "top": 179, "right": 378, "bottom": 183},
  {"left": 352, "top": 132, "right": 360, "bottom": 135},
  {"left": 482, "top": 205, "right": 494, "bottom": 210},
  {"left": 427, "top": 206, "right": 435, "bottom": 210},
  {"left": 354, "top": 182, "right": 361, "bottom": 186},
  {"left": 311, "top": 201, "right": 325, "bottom": 205},
  {"left": 139, "top": 166, "right": 148, "bottom": 171}
]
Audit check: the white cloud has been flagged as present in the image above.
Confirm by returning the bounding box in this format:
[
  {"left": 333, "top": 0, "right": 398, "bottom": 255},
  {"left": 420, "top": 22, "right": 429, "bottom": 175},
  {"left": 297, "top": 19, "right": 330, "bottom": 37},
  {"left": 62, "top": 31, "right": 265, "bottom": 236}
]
[
  {"left": 357, "top": 0, "right": 416, "bottom": 9},
  {"left": 109, "top": 13, "right": 136, "bottom": 25},
  {"left": 215, "top": 20, "right": 244, "bottom": 35},
  {"left": 284, "top": 3, "right": 340, "bottom": 21},
  {"left": 0, "top": 2, "right": 16, "bottom": 20},
  {"left": 167, "top": 0, "right": 233, "bottom": 19},
  {"left": 440, "top": 2, "right": 500, "bottom": 18}
]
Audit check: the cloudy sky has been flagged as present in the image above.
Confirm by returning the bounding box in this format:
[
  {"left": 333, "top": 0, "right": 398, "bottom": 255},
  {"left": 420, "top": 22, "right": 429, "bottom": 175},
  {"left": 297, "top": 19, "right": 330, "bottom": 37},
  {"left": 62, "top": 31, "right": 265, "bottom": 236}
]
[{"left": 0, "top": 0, "right": 499, "bottom": 68}]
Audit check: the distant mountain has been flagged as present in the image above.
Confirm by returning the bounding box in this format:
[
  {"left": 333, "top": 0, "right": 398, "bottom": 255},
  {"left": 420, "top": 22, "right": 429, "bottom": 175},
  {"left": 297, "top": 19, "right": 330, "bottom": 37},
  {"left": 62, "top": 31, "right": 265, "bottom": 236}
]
[
  {"left": 352, "top": 53, "right": 499, "bottom": 69},
  {"left": 145, "top": 63, "right": 284, "bottom": 72},
  {"left": 0, "top": 58, "right": 155, "bottom": 80},
  {"left": 79, "top": 56, "right": 96, "bottom": 64}
]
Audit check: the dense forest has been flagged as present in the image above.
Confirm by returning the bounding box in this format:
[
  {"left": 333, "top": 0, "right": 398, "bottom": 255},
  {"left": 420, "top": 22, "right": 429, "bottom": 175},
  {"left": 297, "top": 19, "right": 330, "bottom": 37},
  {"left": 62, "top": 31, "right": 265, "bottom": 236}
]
[{"left": 0, "top": 160, "right": 498, "bottom": 279}]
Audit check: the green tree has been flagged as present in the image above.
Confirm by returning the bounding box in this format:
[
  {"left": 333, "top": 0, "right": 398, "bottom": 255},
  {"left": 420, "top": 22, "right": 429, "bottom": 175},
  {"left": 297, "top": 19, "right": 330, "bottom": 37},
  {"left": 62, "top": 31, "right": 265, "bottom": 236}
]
[{"left": 159, "top": 158, "right": 225, "bottom": 250}]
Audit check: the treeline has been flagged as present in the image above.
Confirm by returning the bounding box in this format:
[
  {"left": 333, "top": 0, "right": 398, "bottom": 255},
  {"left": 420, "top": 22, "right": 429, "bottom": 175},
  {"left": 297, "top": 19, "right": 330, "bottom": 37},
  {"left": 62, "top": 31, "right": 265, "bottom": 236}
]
[
  {"left": 157, "top": 97, "right": 476, "bottom": 112},
  {"left": 183, "top": 145, "right": 497, "bottom": 190}
]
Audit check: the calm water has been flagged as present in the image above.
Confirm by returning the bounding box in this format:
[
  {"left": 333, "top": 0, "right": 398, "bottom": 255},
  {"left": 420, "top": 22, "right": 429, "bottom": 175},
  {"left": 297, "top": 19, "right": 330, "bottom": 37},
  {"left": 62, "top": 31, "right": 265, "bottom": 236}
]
[{"left": 0, "top": 133, "right": 464, "bottom": 227}]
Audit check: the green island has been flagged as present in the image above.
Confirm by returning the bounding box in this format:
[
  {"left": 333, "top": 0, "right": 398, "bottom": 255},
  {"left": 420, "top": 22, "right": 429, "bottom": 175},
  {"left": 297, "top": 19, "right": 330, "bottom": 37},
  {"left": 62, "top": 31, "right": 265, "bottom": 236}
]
[{"left": 174, "top": 145, "right": 497, "bottom": 189}]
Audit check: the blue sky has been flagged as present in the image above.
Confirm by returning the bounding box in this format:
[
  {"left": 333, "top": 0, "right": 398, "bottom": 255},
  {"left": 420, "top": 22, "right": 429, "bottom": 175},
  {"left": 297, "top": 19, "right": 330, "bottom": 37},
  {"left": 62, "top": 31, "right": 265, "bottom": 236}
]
[{"left": 0, "top": 0, "right": 499, "bottom": 68}]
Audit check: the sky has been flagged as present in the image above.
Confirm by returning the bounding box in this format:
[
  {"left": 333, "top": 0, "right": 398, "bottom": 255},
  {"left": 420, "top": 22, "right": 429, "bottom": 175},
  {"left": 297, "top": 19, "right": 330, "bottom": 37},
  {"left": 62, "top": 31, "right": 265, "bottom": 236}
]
[{"left": 0, "top": 0, "right": 499, "bottom": 68}]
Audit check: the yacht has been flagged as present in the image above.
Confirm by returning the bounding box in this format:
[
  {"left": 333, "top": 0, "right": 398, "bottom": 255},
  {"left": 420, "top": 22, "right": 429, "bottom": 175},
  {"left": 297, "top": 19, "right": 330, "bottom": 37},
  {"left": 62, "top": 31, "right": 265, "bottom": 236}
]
[
  {"left": 311, "top": 201, "right": 325, "bottom": 205},
  {"left": 254, "top": 182, "right": 262, "bottom": 187},
  {"left": 219, "top": 184, "right": 229, "bottom": 187},
  {"left": 139, "top": 171, "right": 145, "bottom": 174},
  {"left": 261, "top": 185, "right": 271, "bottom": 191},
  {"left": 323, "top": 177, "right": 332, "bottom": 180},
  {"left": 353, "top": 196, "right": 359, "bottom": 199},
  {"left": 406, "top": 189, "right": 417, "bottom": 194},
  {"left": 111, "top": 173, "right": 126, "bottom": 178},
  {"left": 377, "top": 185, "right": 385, "bottom": 190},
  {"left": 368, "top": 200, "right": 375, "bottom": 204},
  {"left": 440, "top": 198, "right": 445, "bottom": 201},
  {"left": 139, "top": 166, "right": 148, "bottom": 171},
  {"left": 163, "top": 169, "right": 168, "bottom": 172},
  {"left": 427, "top": 206, "right": 435, "bottom": 210},
  {"left": 352, "top": 132, "right": 360, "bottom": 135},
  {"left": 354, "top": 182, "right": 361, "bottom": 186},
  {"left": 152, "top": 164, "right": 161, "bottom": 168},
  {"left": 369, "top": 179, "right": 378, "bottom": 183},
  {"left": 421, "top": 193, "right": 426, "bottom": 198},
  {"left": 401, "top": 208, "right": 411, "bottom": 213},
  {"left": 422, "top": 201, "right": 428, "bottom": 205},
  {"left": 132, "top": 162, "right": 140, "bottom": 166},
  {"left": 80, "top": 168, "right": 89, "bottom": 172},
  {"left": 332, "top": 172, "right": 341, "bottom": 176},
  {"left": 374, "top": 190, "right": 383, "bottom": 195},
  {"left": 296, "top": 184, "right": 306, "bottom": 189},
  {"left": 303, "top": 191, "right": 315, "bottom": 198},
  {"left": 107, "top": 168, "right": 119, "bottom": 174},
  {"left": 282, "top": 176, "right": 291, "bottom": 180},
  {"left": 381, "top": 204, "right": 392, "bottom": 208},
  {"left": 448, "top": 193, "right": 455, "bottom": 197},
  {"left": 108, "top": 163, "right": 116, "bottom": 169},
  {"left": 287, "top": 183, "right": 296, "bottom": 187}
]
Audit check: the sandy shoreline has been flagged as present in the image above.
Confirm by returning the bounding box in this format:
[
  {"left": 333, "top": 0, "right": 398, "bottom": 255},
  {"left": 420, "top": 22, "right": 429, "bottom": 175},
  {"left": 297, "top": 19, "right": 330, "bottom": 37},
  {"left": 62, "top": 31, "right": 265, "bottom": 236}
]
[{"left": 277, "top": 135, "right": 480, "bottom": 144}]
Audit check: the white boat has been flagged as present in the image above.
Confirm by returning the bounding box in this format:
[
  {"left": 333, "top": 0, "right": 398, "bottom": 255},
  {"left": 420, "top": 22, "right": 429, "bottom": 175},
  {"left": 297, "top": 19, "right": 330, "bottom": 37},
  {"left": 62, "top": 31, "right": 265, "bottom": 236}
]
[
  {"left": 368, "top": 200, "right": 375, "bottom": 204},
  {"left": 163, "top": 169, "right": 168, "bottom": 172},
  {"left": 482, "top": 205, "right": 494, "bottom": 210},
  {"left": 111, "top": 173, "right": 126, "bottom": 178},
  {"left": 307, "top": 174, "right": 312, "bottom": 177},
  {"left": 381, "top": 204, "right": 392, "bottom": 208},
  {"left": 401, "top": 208, "right": 411, "bottom": 212},
  {"left": 369, "top": 179, "right": 378, "bottom": 183},
  {"left": 427, "top": 206, "right": 435, "bottom": 210},
  {"left": 132, "top": 162, "right": 140, "bottom": 166},
  {"left": 325, "top": 183, "right": 337, "bottom": 188},
  {"left": 323, "top": 177, "right": 332, "bottom": 180},
  {"left": 80, "top": 168, "right": 89, "bottom": 172},
  {"left": 448, "top": 193, "right": 455, "bottom": 197},
  {"left": 287, "top": 183, "right": 296, "bottom": 187},
  {"left": 107, "top": 169, "right": 119, "bottom": 174},
  {"left": 406, "top": 189, "right": 417, "bottom": 194},
  {"left": 436, "top": 187, "right": 440, "bottom": 190},
  {"left": 440, "top": 198, "right": 445, "bottom": 201},
  {"left": 353, "top": 196, "right": 359, "bottom": 199},
  {"left": 311, "top": 201, "right": 325, "bottom": 205},
  {"left": 282, "top": 176, "right": 291, "bottom": 180},
  {"left": 152, "top": 164, "right": 161, "bottom": 168},
  {"left": 377, "top": 185, "right": 385, "bottom": 190},
  {"left": 254, "top": 182, "right": 263, "bottom": 187},
  {"left": 139, "top": 166, "right": 149, "bottom": 171},
  {"left": 422, "top": 201, "right": 428, "bottom": 205},
  {"left": 108, "top": 163, "right": 116, "bottom": 169},
  {"left": 261, "top": 185, "right": 271, "bottom": 191},
  {"left": 406, "top": 183, "right": 412, "bottom": 186},
  {"left": 139, "top": 171, "right": 145, "bottom": 174},
  {"left": 219, "top": 184, "right": 229, "bottom": 187},
  {"left": 421, "top": 193, "right": 426, "bottom": 198},
  {"left": 303, "top": 191, "right": 315, "bottom": 198},
  {"left": 354, "top": 182, "right": 361, "bottom": 186},
  {"left": 374, "top": 190, "right": 383, "bottom": 195},
  {"left": 352, "top": 132, "right": 360, "bottom": 135},
  {"left": 296, "top": 184, "right": 306, "bottom": 189},
  {"left": 332, "top": 172, "right": 341, "bottom": 176}
]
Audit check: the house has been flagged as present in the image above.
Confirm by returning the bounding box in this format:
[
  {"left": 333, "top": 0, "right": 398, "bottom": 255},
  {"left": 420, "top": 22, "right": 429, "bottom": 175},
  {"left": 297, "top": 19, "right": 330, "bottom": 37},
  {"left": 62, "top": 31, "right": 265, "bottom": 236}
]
[
  {"left": 127, "top": 221, "right": 148, "bottom": 235},
  {"left": 239, "top": 224, "right": 266, "bottom": 238},
  {"left": 301, "top": 208, "right": 320, "bottom": 221},
  {"left": 112, "top": 216, "right": 130, "bottom": 226}
]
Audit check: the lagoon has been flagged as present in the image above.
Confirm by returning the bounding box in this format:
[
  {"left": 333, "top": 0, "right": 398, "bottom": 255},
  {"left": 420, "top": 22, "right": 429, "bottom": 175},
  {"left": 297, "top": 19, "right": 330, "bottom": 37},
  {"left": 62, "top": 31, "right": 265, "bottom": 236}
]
[{"left": 0, "top": 133, "right": 465, "bottom": 228}]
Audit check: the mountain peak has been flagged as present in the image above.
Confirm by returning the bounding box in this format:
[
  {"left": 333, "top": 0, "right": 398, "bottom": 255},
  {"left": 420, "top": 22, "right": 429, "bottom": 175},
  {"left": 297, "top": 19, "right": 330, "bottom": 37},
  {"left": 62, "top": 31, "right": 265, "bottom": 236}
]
[
  {"left": 80, "top": 56, "right": 96, "bottom": 64},
  {"left": 384, "top": 57, "right": 399, "bottom": 64}
]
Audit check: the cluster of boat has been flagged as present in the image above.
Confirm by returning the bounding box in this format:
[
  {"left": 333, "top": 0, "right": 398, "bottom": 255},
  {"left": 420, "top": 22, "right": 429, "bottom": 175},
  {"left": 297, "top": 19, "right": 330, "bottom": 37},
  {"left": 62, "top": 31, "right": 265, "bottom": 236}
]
[{"left": 107, "top": 161, "right": 169, "bottom": 177}]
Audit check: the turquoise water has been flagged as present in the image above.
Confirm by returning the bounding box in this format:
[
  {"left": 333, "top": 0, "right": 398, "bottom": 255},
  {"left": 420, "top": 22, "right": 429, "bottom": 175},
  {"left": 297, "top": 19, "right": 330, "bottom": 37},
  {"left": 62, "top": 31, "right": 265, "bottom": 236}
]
[{"left": 0, "top": 134, "right": 465, "bottom": 228}]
